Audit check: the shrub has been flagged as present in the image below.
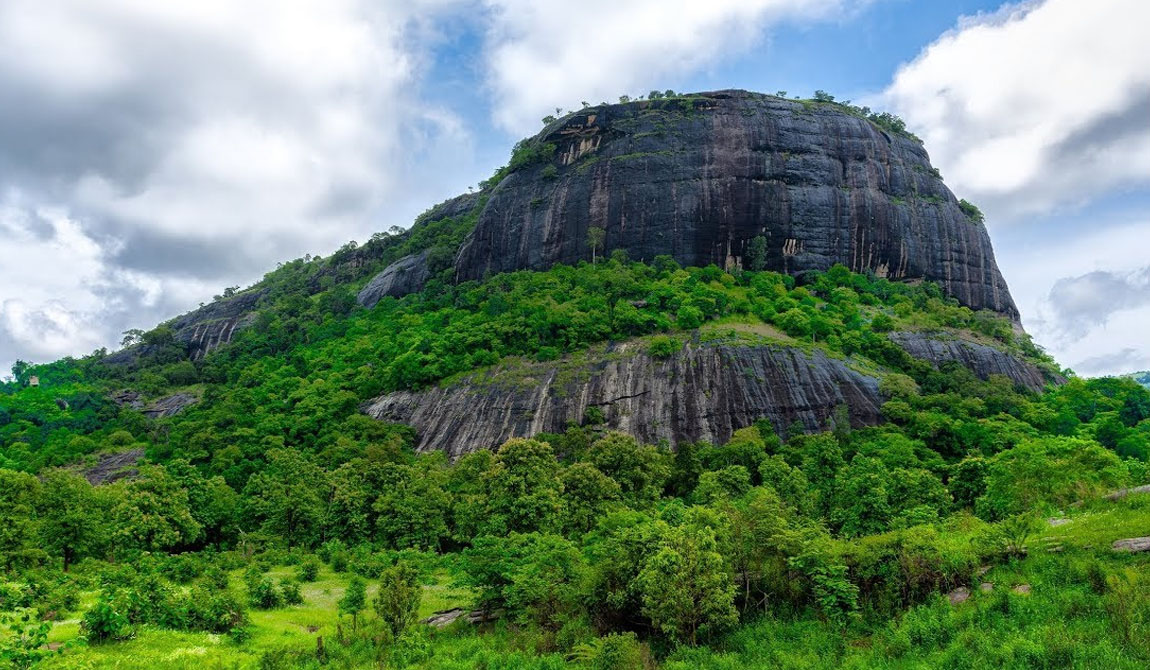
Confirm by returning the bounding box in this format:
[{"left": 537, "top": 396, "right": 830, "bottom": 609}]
[
  {"left": 647, "top": 336, "right": 680, "bottom": 359},
  {"left": 676, "top": 305, "right": 704, "bottom": 329},
  {"left": 280, "top": 580, "right": 304, "bottom": 606},
  {"left": 228, "top": 626, "right": 252, "bottom": 645},
  {"left": 375, "top": 561, "right": 422, "bottom": 641},
  {"left": 297, "top": 559, "right": 320, "bottom": 582},
  {"left": 570, "top": 632, "right": 647, "bottom": 670},
  {"left": 204, "top": 566, "right": 230, "bottom": 591},
  {"left": 184, "top": 586, "right": 247, "bottom": 632},
  {"left": 81, "top": 590, "right": 132, "bottom": 643},
  {"left": 249, "top": 578, "right": 282, "bottom": 610},
  {"left": 958, "top": 199, "right": 985, "bottom": 223}
]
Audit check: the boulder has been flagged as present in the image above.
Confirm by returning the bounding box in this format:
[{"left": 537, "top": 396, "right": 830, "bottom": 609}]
[{"left": 1112, "top": 537, "right": 1150, "bottom": 553}]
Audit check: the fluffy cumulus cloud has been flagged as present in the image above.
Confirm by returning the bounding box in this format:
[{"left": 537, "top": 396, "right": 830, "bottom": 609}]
[
  {"left": 881, "top": 0, "right": 1150, "bottom": 220},
  {"left": 995, "top": 217, "right": 1150, "bottom": 376},
  {"left": 1045, "top": 268, "right": 1150, "bottom": 341},
  {"left": 481, "top": 0, "right": 868, "bottom": 134},
  {"left": 0, "top": 0, "right": 474, "bottom": 371}
]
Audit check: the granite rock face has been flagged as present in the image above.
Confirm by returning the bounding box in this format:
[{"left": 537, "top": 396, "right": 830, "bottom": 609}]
[
  {"left": 455, "top": 90, "right": 1018, "bottom": 319},
  {"left": 364, "top": 339, "right": 884, "bottom": 458},
  {"left": 358, "top": 250, "right": 432, "bottom": 309},
  {"left": 890, "top": 331, "right": 1057, "bottom": 393}
]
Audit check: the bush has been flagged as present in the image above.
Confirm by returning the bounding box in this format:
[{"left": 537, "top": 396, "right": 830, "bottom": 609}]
[
  {"left": 204, "top": 566, "right": 230, "bottom": 591},
  {"left": 571, "top": 632, "right": 647, "bottom": 670},
  {"left": 297, "top": 559, "right": 320, "bottom": 582},
  {"left": 184, "top": 587, "right": 247, "bottom": 632},
  {"left": 161, "top": 554, "right": 204, "bottom": 583},
  {"left": 676, "top": 305, "right": 704, "bottom": 329},
  {"left": 249, "top": 578, "right": 282, "bottom": 610},
  {"left": 228, "top": 626, "right": 252, "bottom": 645},
  {"left": 81, "top": 590, "right": 132, "bottom": 643},
  {"left": 647, "top": 336, "right": 680, "bottom": 359},
  {"left": 280, "top": 580, "right": 304, "bottom": 606}
]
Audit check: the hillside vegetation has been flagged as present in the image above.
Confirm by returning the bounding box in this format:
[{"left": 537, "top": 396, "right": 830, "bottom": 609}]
[{"left": 2, "top": 255, "right": 1148, "bottom": 669}]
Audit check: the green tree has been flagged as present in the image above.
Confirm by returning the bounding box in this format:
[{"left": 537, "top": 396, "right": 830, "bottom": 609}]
[
  {"left": 745, "top": 235, "right": 768, "bottom": 271},
  {"left": 560, "top": 462, "right": 622, "bottom": 535},
  {"left": 637, "top": 516, "right": 737, "bottom": 644},
  {"left": 37, "top": 470, "right": 99, "bottom": 571},
  {"left": 0, "top": 470, "right": 40, "bottom": 570},
  {"left": 588, "top": 432, "right": 670, "bottom": 504},
  {"left": 587, "top": 226, "right": 606, "bottom": 264},
  {"left": 107, "top": 465, "right": 202, "bottom": 554},
  {"left": 373, "top": 462, "right": 451, "bottom": 550},
  {"left": 242, "top": 449, "right": 327, "bottom": 548},
  {"left": 831, "top": 456, "right": 892, "bottom": 537},
  {"left": 483, "top": 438, "right": 563, "bottom": 534},
  {"left": 375, "top": 561, "right": 422, "bottom": 641},
  {"left": 339, "top": 577, "right": 367, "bottom": 630}
]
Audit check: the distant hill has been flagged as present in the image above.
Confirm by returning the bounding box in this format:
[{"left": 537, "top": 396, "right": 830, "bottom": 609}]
[{"left": 1126, "top": 371, "right": 1150, "bottom": 389}]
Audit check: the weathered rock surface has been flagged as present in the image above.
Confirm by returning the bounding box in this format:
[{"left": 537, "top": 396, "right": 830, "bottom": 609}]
[
  {"left": 111, "top": 390, "right": 200, "bottom": 419},
  {"left": 890, "top": 331, "right": 1055, "bottom": 392},
  {"left": 358, "top": 250, "right": 432, "bottom": 309},
  {"left": 102, "top": 289, "right": 266, "bottom": 366},
  {"left": 364, "top": 339, "right": 883, "bottom": 458},
  {"left": 82, "top": 448, "right": 145, "bottom": 485},
  {"left": 142, "top": 392, "right": 199, "bottom": 419},
  {"left": 1112, "top": 537, "right": 1150, "bottom": 553},
  {"left": 1105, "top": 484, "right": 1150, "bottom": 501},
  {"left": 454, "top": 90, "right": 1018, "bottom": 319}
]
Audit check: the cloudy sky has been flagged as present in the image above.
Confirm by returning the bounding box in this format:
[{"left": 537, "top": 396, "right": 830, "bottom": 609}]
[{"left": 2, "top": 0, "right": 1148, "bottom": 377}]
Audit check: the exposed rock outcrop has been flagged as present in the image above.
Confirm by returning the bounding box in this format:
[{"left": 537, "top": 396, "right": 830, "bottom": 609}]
[
  {"left": 111, "top": 390, "right": 199, "bottom": 419},
  {"left": 364, "top": 339, "right": 883, "bottom": 458},
  {"left": 82, "top": 448, "right": 145, "bottom": 485},
  {"left": 358, "top": 250, "right": 432, "bottom": 309},
  {"left": 453, "top": 90, "right": 1018, "bottom": 320},
  {"left": 142, "top": 392, "right": 199, "bottom": 419},
  {"left": 889, "top": 331, "right": 1056, "bottom": 393},
  {"left": 102, "top": 289, "right": 266, "bottom": 366}
]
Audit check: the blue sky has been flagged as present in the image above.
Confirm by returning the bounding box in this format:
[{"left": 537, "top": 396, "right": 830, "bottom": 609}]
[{"left": 1, "top": 0, "right": 1148, "bottom": 377}]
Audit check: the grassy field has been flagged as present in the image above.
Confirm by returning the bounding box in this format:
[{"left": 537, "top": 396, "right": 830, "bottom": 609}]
[{"left": 16, "top": 493, "right": 1150, "bottom": 669}]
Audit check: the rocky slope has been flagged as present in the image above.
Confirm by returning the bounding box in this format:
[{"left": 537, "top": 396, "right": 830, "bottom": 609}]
[
  {"left": 890, "top": 332, "right": 1058, "bottom": 393},
  {"left": 365, "top": 326, "right": 1053, "bottom": 456},
  {"left": 365, "top": 338, "right": 884, "bottom": 458},
  {"left": 365, "top": 90, "right": 1018, "bottom": 318}
]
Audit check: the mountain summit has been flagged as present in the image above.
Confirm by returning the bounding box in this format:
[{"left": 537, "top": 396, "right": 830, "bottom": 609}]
[{"left": 364, "top": 90, "right": 1018, "bottom": 320}]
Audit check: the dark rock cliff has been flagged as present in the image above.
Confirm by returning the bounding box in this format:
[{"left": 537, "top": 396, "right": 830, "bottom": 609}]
[
  {"left": 365, "top": 330, "right": 1054, "bottom": 457},
  {"left": 364, "top": 339, "right": 884, "bottom": 458},
  {"left": 444, "top": 90, "right": 1017, "bottom": 319},
  {"left": 357, "top": 250, "right": 432, "bottom": 309},
  {"left": 890, "top": 332, "right": 1060, "bottom": 393}
]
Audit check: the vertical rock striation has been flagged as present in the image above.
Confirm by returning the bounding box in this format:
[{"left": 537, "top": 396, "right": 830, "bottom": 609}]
[
  {"left": 364, "top": 340, "right": 884, "bottom": 458},
  {"left": 452, "top": 90, "right": 1018, "bottom": 319}
]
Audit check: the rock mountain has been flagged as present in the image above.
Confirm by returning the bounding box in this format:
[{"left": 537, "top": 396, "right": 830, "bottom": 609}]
[
  {"left": 361, "top": 89, "right": 1018, "bottom": 320},
  {"left": 109, "top": 90, "right": 1046, "bottom": 455}
]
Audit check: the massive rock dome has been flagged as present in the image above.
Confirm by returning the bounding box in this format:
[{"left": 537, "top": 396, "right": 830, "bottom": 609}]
[{"left": 363, "top": 90, "right": 1018, "bottom": 320}]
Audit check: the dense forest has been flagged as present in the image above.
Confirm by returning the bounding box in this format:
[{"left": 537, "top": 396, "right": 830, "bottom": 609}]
[{"left": 2, "top": 248, "right": 1149, "bottom": 668}]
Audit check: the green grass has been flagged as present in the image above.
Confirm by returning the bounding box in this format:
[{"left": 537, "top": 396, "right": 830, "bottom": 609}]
[
  {"left": 32, "top": 563, "right": 476, "bottom": 669},
  {"left": 22, "top": 494, "right": 1148, "bottom": 669}
]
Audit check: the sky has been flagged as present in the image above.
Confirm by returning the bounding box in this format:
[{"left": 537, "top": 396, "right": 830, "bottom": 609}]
[{"left": 2, "top": 0, "right": 1148, "bottom": 377}]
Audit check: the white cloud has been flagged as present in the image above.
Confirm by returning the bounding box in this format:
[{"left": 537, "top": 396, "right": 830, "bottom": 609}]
[
  {"left": 881, "top": 0, "right": 1150, "bottom": 220},
  {"left": 481, "top": 0, "right": 868, "bottom": 134},
  {"left": 0, "top": 0, "right": 478, "bottom": 371},
  {"left": 995, "top": 217, "right": 1150, "bottom": 377}
]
